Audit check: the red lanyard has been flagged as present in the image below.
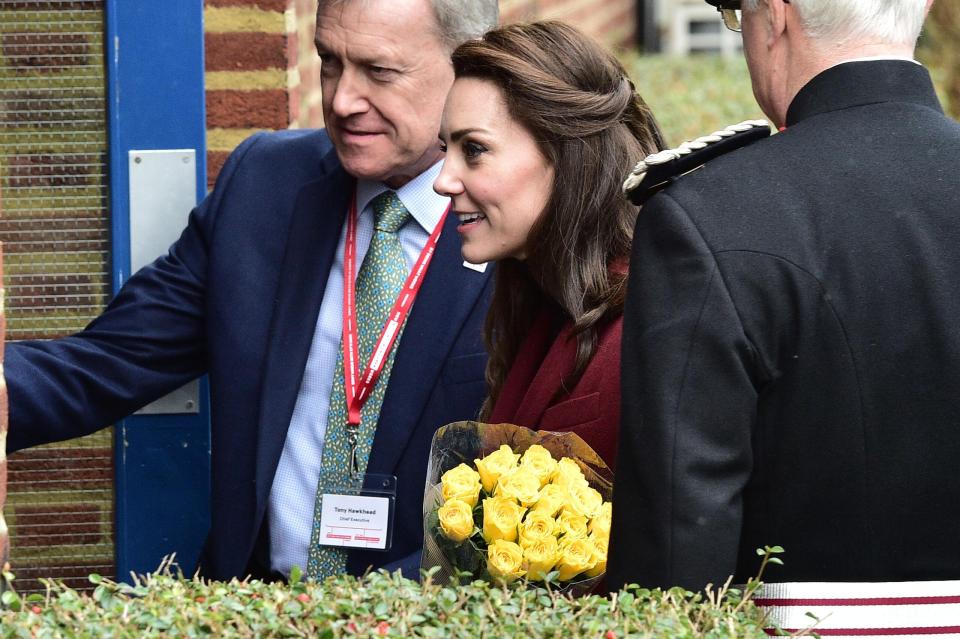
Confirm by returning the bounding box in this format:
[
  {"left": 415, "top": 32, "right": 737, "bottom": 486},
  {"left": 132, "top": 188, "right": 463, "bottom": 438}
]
[{"left": 341, "top": 191, "right": 450, "bottom": 428}]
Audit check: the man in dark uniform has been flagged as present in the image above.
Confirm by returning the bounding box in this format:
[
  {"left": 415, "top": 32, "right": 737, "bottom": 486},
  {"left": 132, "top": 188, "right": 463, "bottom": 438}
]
[{"left": 610, "top": 0, "right": 960, "bottom": 591}]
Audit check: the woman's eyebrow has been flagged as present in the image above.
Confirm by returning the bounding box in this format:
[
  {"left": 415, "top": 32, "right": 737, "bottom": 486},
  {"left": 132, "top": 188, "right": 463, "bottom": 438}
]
[{"left": 449, "top": 127, "right": 488, "bottom": 142}]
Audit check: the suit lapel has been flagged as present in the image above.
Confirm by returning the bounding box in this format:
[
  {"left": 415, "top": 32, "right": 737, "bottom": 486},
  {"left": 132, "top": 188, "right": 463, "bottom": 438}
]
[
  {"left": 254, "top": 156, "right": 353, "bottom": 514},
  {"left": 367, "top": 213, "right": 491, "bottom": 475}
]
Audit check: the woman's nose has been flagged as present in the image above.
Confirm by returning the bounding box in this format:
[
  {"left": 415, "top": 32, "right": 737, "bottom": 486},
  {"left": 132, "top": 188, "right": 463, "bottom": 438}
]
[{"left": 433, "top": 160, "right": 463, "bottom": 197}]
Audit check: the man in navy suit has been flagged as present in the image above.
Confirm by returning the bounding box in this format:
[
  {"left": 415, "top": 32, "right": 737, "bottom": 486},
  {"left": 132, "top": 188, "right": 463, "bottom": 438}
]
[{"left": 4, "top": 0, "right": 498, "bottom": 581}]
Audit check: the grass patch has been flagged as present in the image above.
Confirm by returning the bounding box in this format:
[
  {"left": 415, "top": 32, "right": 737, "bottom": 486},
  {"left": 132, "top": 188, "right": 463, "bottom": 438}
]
[
  {"left": 622, "top": 52, "right": 954, "bottom": 146},
  {"left": 622, "top": 53, "right": 765, "bottom": 146}
]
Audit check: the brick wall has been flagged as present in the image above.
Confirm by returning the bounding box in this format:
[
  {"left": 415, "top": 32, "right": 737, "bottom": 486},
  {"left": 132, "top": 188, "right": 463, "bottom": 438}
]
[
  {"left": 203, "top": 0, "right": 289, "bottom": 188},
  {"left": 1, "top": 242, "right": 7, "bottom": 576},
  {"left": 289, "top": 0, "right": 323, "bottom": 130},
  {"left": 0, "top": 0, "right": 115, "bottom": 592},
  {"left": 206, "top": 0, "right": 637, "bottom": 182},
  {"left": 500, "top": 0, "right": 635, "bottom": 47}
]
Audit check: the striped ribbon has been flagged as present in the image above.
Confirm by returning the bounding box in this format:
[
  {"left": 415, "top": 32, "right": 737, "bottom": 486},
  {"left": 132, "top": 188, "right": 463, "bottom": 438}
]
[{"left": 756, "top": 581, "right": 960, "bottom": 637}]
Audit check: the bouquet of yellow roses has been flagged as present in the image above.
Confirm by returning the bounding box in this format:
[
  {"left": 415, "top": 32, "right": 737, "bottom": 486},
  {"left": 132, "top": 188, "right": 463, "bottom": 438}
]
[{"left": 421, "top": 421, "right": 613, "bottom": 593}]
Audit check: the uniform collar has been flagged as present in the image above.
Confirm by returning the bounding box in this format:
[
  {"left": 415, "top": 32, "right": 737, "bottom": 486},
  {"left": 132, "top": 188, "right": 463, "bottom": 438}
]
[
  {"left": 829, "top": 55, "right": 919, "bottom": 66},
  {"left": 355, "top": 160, "right": 448, "bottom": 234},
  {"left": 785, "top": 59, "right": 943, "bottom": 128}
]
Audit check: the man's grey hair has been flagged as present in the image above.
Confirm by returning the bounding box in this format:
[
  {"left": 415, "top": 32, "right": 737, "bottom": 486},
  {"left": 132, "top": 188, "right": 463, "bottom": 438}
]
[
  {"left": 432, "top": 0, "right": 499, "bottom": 50},
  {"left": 317, "top": 0, "right": 499, "bottom": 51},
  {"left": 742, "top": 0, "right": 926, "bottom": 48}
]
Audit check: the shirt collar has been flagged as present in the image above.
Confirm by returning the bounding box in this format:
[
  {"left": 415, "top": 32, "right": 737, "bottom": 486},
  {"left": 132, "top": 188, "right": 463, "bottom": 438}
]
[
  {"left": 829, "top": 55, "right": 920, "bottom": 68},
  {"left": 355, "top": 160, "right": 448, "bottom": 234}
]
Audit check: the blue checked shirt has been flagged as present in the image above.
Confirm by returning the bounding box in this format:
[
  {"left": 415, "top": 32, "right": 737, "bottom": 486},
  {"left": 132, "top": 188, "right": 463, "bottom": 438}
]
[{"left": 268, "top": 161, "right": 449, "bottom": 577}]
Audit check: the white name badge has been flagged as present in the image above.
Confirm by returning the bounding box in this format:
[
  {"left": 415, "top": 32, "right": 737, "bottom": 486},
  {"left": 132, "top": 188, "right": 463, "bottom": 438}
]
[{"left": 318, "top": 493, "right": 391, "bottom": 550}]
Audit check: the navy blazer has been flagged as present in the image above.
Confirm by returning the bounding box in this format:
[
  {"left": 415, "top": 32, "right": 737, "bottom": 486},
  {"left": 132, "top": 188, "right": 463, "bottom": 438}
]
[{"left": 5, "top": 129, "right": 493, "bottom": 580}]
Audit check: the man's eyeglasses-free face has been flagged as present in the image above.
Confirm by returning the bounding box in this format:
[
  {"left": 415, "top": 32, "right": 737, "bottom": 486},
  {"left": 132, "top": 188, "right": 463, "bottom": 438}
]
[{"left": 704, "top": 0, "right": 742, "bottom": 32}]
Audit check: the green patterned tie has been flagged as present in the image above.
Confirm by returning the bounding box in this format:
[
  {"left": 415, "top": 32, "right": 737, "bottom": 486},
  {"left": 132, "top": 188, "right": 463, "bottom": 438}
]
[{"left": 306, "top": 191, "right": 411, "bottom": 580}]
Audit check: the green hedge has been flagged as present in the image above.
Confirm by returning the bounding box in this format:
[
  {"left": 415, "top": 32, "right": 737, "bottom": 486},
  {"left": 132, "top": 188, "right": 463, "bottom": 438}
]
[
  {"left": 623, "top": 54, "right": 765, "bottom": 148},
  {"left": 0, "top": 568, "right": 770, "bottom": 638}
]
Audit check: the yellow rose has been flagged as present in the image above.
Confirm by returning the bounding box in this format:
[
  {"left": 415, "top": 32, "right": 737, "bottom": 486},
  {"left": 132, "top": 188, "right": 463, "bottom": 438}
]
[
  {"left": 556, "top": 537, "right": 598, "bottom": 581},
  {"left": 556, "top": 509, "right": 589, "bottom": 540},
  {"left": 518, "top": 511, "right": 557, "bottom": 548},
  {"left": 585, "top": 534, "right": 608, "bottom": 578},
  {"left": 589, "top": 501, "right": 612, "bottom": 542},
  {"left": 563, "top": 484, "right": 604, "bottom": 519},
  {"left": 522, "top": 535, "right": 561, "bottom": 581},
  {"left": 552, "top": 458, "right": 589, "bottom": 489},
  {"left": 519, "top": 444, "right": 558, "bottom": 487},
  {"left": 487, "top": 540, "right": 525, "bottom": 583},
  {"left": 482, "top": 496, "right": 525, "bottom": 544},
  {"left": 531, "top": 483, "right": 566, "bottom": 517},
  {"left": 495, "top": 468, "right": 541, "bottom": 507},
  {"left": 475, "top": 445, "right": 520, "bottom": 493},
  {"left": 440, "top": 463, "right": 482, "bottom": 508},
  {"left": 437, "top": 498, "right": 475, "bottom": 543}
]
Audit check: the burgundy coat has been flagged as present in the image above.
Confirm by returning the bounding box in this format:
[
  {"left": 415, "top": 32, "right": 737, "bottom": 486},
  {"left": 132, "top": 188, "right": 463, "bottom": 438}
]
[{"left": 488, "top": 308, "right": 622, "bottom": 469}]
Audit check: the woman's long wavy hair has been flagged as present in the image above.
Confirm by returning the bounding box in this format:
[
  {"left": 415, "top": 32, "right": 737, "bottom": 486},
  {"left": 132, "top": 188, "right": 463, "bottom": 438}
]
[{"left": 451, "top": 21, "right": 665, "bottom": 419}]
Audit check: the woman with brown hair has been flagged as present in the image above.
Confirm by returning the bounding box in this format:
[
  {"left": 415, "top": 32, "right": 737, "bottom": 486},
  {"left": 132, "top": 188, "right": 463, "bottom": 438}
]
[{"left": 434, "top": 21, "right": 664, "bottom": 468}]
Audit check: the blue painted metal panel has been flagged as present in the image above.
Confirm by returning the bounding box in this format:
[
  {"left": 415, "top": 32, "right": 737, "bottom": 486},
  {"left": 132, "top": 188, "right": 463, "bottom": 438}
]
[{"left": 105, "top": 0, "right": 211, "bottom": 580}]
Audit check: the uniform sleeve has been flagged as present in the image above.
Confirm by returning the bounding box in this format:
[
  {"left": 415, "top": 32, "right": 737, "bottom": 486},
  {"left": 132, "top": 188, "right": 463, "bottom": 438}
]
[
  {"left": 4, "top": 133, "right": 265, "bottom": 452},
  {"left": 608, "top": 192, "right": 757, "bottom": 591}
]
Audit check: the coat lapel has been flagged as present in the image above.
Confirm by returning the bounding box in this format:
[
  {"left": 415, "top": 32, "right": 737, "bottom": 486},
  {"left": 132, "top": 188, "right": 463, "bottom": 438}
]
[
  {"left": 366, "top": 213, "right": 492, "bottom": 475},
  {"left": 513, "top": 322, "right": 578, "bottom": 425},
  {"left": 254, "top": 154, "right": 353, "bottom": 515},
  {"left": 487, "top": 309, "right": 573, "bottom": 427}
]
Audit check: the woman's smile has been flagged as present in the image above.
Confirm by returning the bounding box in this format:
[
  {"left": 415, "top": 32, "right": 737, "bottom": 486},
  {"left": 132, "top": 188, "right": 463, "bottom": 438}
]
[
  {"left": 456, "top": 211, "right": 487, "bottom": 230},
  {"left": 434, "top": 77, "right": 554, "bottom": 264}
]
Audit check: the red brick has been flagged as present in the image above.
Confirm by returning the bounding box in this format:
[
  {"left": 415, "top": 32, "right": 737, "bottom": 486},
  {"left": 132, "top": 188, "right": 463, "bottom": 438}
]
[
  {"left": 0, "top": 1, "right": 99, "bottom": 9},
  {"left": 205, "top": 32, "right": 287, "bottom": 72},
  {"left": 11, "top": 504, "right": 107, "bottom": 547},
  {"left": 206, "top": 89, "right": 288, "bottom": 129},
  {"left": 8, "top": 448, "right": 113, "bottom": 492},
  {"left": 0, "top": 95, "right": 104, "bottom": 126},
  {"left": 5, "top": 154, "right": 102, "bottom": 188},
  {"left": 205, "top": 0, "right": 287, "bottom": 11},
  {"left": 286, "top": 27, "right": 299, "bottom": 68},
  {"left": 560, "top": 0, "right": 631, "bottom": 34},
  {"left": 207, "top": 151, "right": 231, "bottom": 189},
  {"left": 1, "top": 34, "right": 91, "bottom": 71},
  {"left": 0, "top": 243, "right": 5, "bottom": 540},
  {"left": 597, "top": 3, "right": 637, "bottom": 48},
  {"left": 7, "top": 275, "right": 106, "bottom": 298},
  {"left": 307, "top": 102, "right": 324, "bottom": 127},
  {"left": 1, "top": 233, "right": 108, "bottom": 256},
  {"left": 10, "top": 563, "right": 114, "bottom": 594}
]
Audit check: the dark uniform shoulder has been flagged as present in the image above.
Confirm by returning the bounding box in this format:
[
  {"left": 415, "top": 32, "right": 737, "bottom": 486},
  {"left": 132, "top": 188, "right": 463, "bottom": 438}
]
[{"left": 623, "top": 119, "right": 771, "bottom": 205}]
